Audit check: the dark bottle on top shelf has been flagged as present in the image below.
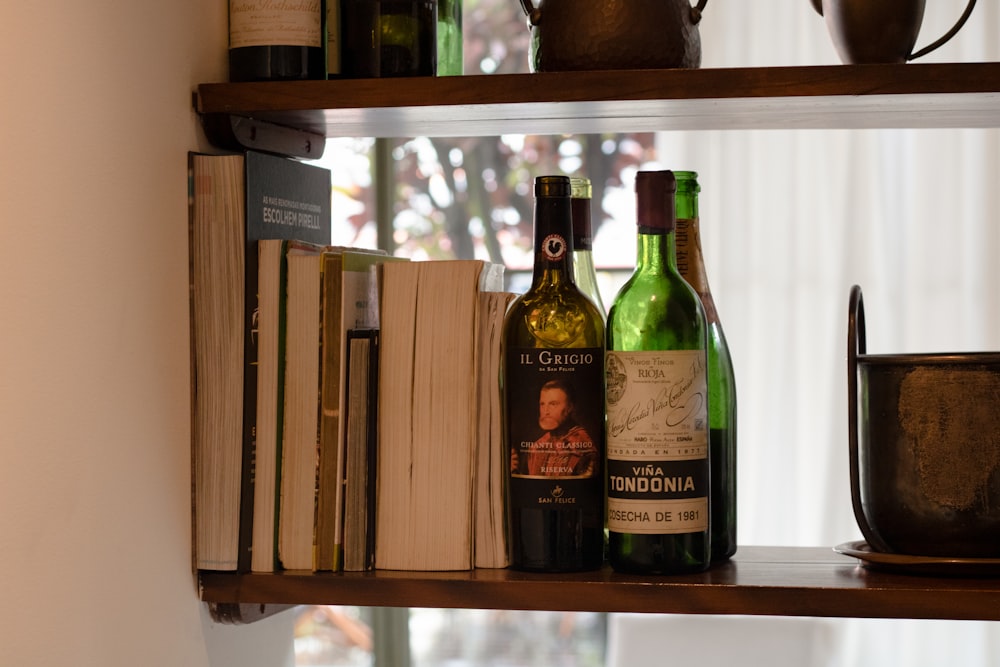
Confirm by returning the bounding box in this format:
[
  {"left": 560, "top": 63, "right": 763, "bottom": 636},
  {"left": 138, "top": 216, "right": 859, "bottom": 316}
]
[
  {"left": 605, "top": 170, "right": 711, "bottom": 575},
  {"left": 674, "top": 171, "right": 737, "bottom": 562},
  {"left": 503, "top": 175, "right": 606, "bottom": 572},
  {"left": 340, "top": 0, "right": 437, "bottom": 78},
  {"left": 228, "top": 0, "right": 326, "bottom": 82}
]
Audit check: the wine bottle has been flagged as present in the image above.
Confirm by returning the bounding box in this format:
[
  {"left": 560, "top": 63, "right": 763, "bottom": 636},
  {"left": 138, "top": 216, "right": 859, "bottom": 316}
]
[
  {"left": 674, "top": 171, "right": 737, "bottom": 562},
  {"left": 340, "top": 0, "right": 437, "bottom": 78},
  {"left": 605, "top": 170, "right": 711, "bottom": 574},
  {"left": 437, "top": 0, "right": 463, "bottom": 75},
  {"left": 327, "top": 0, "right": 341, "bottom": 77},
  {"left": 228, "top": 0, "right": 326, "bottom": 82},
  {"left": 502, "top": 175, "right": 606, "bottom": 572},
  {"left": 569, "top": 177, "right": 606, "bottom": 319}
]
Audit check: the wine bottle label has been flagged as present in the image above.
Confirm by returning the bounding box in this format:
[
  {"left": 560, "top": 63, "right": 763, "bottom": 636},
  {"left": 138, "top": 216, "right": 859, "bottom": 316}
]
[
  {"left": 675, "top": 217, "right": 718, "bottom": 321},
  {"left": 506, "top": 347, "right": 605, "bottom": 510},
  {"left": 605, "top": 350, "right": 709, "bottom": 534},
  {"left": 230, "top": 0, "right": 323, "bottom": 49}
]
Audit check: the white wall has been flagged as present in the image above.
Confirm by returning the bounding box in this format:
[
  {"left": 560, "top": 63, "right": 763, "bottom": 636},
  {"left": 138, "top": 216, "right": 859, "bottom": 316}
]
[{"left": 0, "top": 2, "right": 295, "bottom": 664}]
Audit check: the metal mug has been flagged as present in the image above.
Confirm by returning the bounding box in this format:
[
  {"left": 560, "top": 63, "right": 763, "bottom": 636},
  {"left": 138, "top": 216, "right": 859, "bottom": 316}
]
[{"left": 811, "top": 0, "right": 977, "bottom": 64}]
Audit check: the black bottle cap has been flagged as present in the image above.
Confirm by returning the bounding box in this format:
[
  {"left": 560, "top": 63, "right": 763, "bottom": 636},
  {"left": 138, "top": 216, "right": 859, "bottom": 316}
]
[{"left": 535, "top": 175, "right": 572, "bottom": 198}]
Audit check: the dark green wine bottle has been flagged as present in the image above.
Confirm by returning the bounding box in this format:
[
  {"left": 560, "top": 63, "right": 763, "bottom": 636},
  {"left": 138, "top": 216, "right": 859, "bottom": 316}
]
[
  {"left": 674, "top": 171, "right": 737, "bottom": 563},
  {"left": 502, "top": 175, "right": 606, "bottom": 572},
  {"left": 605, "top": 170, "right": 711, "bottom": 574},
  {"left": 340, "top": 0, "right": 437, "bottom": 78}
]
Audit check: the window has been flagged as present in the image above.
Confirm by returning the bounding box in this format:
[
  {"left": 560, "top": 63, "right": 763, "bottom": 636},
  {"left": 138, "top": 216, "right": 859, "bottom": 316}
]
[{"left": 297, "top": 2, "right": 1000, "bottom": 666}]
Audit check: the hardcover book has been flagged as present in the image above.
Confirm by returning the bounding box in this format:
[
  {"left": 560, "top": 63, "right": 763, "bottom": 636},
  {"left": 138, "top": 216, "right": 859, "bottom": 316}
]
[
  {"left": 315, "top": 249, "right": 399, "bottom": 571},
  {"left": 342, "top": 328, "right": 380, "bottom": 572},
  {"left": 280, "top": 246, "right": 395, "bottom": 571},
  {"left": 189, "top": 151, "right": 330, "bottom": 572}
]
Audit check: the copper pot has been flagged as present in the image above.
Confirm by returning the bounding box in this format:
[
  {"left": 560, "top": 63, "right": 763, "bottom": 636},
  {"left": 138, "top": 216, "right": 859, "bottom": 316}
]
[
  {"left": 811, "top": 0, "right": 977, "bottom": 64},
  {"left": 518, "top": 0, "right": 709, "bottom": 72},
  {"left": 848, "top": 285, "right": 1000, "bottom": 558}
]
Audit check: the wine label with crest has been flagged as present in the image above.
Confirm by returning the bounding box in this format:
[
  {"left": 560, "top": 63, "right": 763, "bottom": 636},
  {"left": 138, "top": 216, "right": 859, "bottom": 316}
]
[
  {"left": 605, "top": 349, "right": 709, "bottom": 534},
  {"left": 230, "top": 0, "right": 323, "bottom": 49}
]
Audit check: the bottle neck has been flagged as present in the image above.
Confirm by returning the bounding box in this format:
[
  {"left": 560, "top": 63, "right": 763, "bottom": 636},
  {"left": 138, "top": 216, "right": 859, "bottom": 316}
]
[
  {"left": 633, "top": 170, "right": 679, "bottom": 276},
  {"left": 675, "top": 215, "right": 709, "bottom": 292},
  {"left": 531, "top": 195, "right": 576, "bottom": 287},
  {"left": 571, "top": 195, "right": 593, "bottom": 252},
  {"left": 635, "top": 226, "right": 679, "bottom": 276}
]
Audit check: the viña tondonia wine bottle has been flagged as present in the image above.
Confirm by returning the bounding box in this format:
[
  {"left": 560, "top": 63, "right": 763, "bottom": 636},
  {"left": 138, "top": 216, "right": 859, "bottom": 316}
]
[
  {"left": 502, "top": 175, "right": 606, "bottom": 572},
  {"left": 605, "top": 170, "right": 711, "bottom": 574},
  {"left": 674, "top": 170, "right": 737, "bottom": 562}
]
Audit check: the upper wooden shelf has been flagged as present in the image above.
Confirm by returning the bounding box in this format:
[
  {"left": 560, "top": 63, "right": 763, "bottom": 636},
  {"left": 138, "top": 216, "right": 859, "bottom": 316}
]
[
  {"left": 199, "top": 546, "right": 1000, "bottom": 622},
  {"left": 196, "top": 62, "right": 1000, "bottom": 139}
]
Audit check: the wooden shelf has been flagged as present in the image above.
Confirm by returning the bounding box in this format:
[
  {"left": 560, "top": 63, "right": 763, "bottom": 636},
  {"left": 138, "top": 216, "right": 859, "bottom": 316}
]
[
  {"left": 199, "top": 546, "right": 1000, "bottom": 621},
  {"left": 195, "top": 62, "right": 1000, "bottom": 139},
  {"left": 194, "top": 63, "right": 1000, "bottom": 622}
]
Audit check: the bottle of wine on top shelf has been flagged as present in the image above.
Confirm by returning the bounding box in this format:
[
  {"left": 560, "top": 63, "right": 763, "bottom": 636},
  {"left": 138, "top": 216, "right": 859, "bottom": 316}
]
[
  {"left": 502, "top": 175, "right": 606, "bottom": 572},
  {"left": 340, "top": 0, "right": 437, "bottom": 78},
  {"left": 437, "top": 0, "right": 463, "bottom": 75},
  {"left": 228, "top": 0, "right": 326, "bottom": 82},
  {"left": 605, "top": 170, "right": 711, "bottom": 575},
  {"left": 674, "top": 170, "right": 737, "bottom": 563}
]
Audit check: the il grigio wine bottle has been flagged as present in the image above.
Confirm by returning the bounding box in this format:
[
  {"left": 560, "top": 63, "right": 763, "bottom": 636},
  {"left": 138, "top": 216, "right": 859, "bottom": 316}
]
[
  {"left": 502, "top": 175, "right": 606, "bottom": 572},
  {"left": 605, "top": 170, "right": 711, "bottom": 574},
  {"left": 674, "top": 170, "right": 737, "bottom": 562},
  {"left": 228, "top": 0, "right": 326, "bottom": 82}
]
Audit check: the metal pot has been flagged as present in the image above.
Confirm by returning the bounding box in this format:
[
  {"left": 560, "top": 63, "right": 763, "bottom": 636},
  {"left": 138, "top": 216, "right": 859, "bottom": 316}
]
[
  {"left": 518, "top": 0, "right": 709, "bottom": 72},
  {"left": 811, "top": 0, "right": 977, "bottom": 64},
  {"left": 848, "top": 285, "right": 1000, "bottom": 557}
]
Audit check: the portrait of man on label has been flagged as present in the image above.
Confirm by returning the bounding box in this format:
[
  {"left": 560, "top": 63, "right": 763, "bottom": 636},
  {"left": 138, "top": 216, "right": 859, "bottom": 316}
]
[{"left": 511, "top": 379, "right": 598, "bottom": 479}]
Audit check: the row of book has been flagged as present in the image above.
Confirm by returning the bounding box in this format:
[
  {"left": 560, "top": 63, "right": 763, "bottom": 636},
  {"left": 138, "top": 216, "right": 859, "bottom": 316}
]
[{"left": 189, "top": 150, "right": 514, "bottom": 573}]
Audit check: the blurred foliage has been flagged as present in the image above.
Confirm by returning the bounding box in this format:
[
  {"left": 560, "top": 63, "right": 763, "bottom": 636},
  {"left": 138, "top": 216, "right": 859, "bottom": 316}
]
[{"left": 341, "top": 0, "right": 656, "bottom": 269}]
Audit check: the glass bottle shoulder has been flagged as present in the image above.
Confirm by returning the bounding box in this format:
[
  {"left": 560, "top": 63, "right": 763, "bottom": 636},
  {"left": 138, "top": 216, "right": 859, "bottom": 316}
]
[
  {"left": 607, "top": 271, "right": 706, "bottom": 351},
  {"left": 504, "top": 282, "right": 605, "bottom": 349}
]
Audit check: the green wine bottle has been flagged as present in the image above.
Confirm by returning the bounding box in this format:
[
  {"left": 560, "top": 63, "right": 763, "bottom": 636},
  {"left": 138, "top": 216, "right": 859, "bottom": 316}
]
[
  {"left": 674, "top": 171, "right": 737, "bottom": 562},
  {"left": 569, "top": 177, "right": 606, "bottom": 319},
  {"left": 502, "top": 175, "right": 606, "bottom": 572},
  {"left": 436, "top": 0, "right": 463, "bottom": 75},
  {"left": 605, "top": 170, "right": 711, "bottom": 574}
]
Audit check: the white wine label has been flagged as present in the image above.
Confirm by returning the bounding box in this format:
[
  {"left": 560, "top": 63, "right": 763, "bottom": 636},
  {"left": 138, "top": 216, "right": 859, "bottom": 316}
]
[
  {"left": 605, "top": 350, "right": 709, "bottom": 534},
  {"left": 607, "top": 497, "right": 708, "bottom": 535},
  {"left": 230, "top": 0, "right": 323, "bottom": 49}
]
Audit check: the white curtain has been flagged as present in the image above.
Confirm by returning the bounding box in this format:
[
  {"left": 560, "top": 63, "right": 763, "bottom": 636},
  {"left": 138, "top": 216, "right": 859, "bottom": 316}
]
[{"left": 607, "top": 1, "right": 1000, "bottom": 665}]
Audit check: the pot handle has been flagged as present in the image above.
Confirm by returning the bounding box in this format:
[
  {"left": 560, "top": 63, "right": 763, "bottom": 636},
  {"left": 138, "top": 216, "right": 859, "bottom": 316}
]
[
  {"left": 847, "top": 285, "right": 891, "bottom": 552},
  {"left": 518, "top": 0, "right": 541, "bottom": 26},
  {"left": 909, "top": 0, "right": 976, "bottom": 60},
  {"left": 690, "top": 0, "right": 709, "bottom": 24}
]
